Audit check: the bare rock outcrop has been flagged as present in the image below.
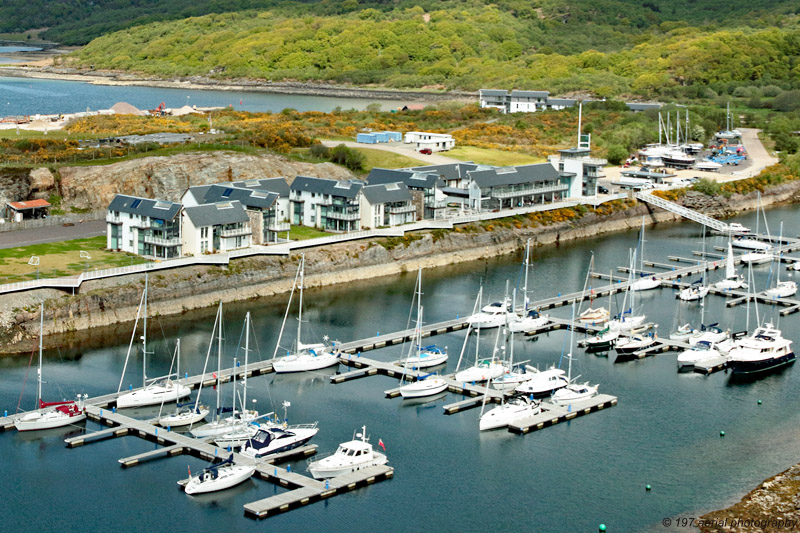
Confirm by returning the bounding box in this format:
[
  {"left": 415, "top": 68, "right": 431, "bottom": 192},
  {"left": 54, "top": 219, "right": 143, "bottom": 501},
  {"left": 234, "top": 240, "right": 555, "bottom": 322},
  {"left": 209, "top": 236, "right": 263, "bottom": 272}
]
[{"left": 56, "top": 152, "right": 354, "bottom": 209}]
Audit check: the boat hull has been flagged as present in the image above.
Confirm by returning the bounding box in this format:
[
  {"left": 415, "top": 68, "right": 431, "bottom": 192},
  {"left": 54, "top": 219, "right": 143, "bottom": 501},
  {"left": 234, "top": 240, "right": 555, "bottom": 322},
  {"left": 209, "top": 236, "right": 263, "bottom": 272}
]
[
  {"left": 729, "top": 352, "right": 796, "bottom": 375},
  {"left": 273, "top": 352, "right": 340, "bottom": 373},
  {"left": 14, "top": 410, "right": 86, "bottom": 432},
  {"left": 116, "top": 383, "right": 191, "bottom": 409},
  {"left": 308, "top": 453, "right": 388, "bottom": 479},
  {"left": 241, "top": 429, "right": 318, "bottom": 458},
  {"left": 399, "top": 378, "right": 448, "bottom": 399},
  {"left": 158, "top": 408, "right": 210, "bottom": 428},
  {"left": 183, "top": 465, "right": 255, "bottom": 495}
]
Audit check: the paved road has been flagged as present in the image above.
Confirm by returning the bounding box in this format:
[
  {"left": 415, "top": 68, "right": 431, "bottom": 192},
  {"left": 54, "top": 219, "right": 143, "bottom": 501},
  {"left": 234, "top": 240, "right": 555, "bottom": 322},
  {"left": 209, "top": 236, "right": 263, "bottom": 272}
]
[
  {"left": 321, "top": 140, "right": 462, "bottom": 166},
  {"left": 0, "top": 220, "right": 106, "bottom": 249}
]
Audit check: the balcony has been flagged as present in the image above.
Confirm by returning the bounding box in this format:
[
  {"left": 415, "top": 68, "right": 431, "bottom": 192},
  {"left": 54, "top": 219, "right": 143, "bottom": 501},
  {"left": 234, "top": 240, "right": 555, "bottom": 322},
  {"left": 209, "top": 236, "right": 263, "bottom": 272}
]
[
  {"left": 266, "top": 220, "right": 291, "bottom": 232},
  {"left": 490, "top": 183, "right": 569, "bottom": 199},
  {"left": 144, "top": 234, "right": 181, "bottom": 247},
  {"left": 220, "top": 224, "right": 252, "bottom": 238},
  {"left": 326, "top": 209, "right": 360, "bottom": 221},
  {"left": 583, "top": 157, "right": 608, "bottom": 166},
  {"left": 426, "top": 200, "right": 450, "bottom": 209},
  {"left": 106, "top": 213, "right": 122, "bottom": 224},
  {"left": 387, "top": 204, "right": 416, "bottom": 215},
  {"left": 131, "top": 218, "right": 151, "bottom": 229}
]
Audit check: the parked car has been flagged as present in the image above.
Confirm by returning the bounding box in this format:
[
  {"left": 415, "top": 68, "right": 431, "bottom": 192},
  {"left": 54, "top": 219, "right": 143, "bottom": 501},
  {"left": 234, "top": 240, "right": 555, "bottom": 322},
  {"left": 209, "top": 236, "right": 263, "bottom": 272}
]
[
  {"left": 419, "top": 148, "right": 432, "bottom": 155},
  {"left": 598, "top": 186, "right": 610, "bottom": 194}
]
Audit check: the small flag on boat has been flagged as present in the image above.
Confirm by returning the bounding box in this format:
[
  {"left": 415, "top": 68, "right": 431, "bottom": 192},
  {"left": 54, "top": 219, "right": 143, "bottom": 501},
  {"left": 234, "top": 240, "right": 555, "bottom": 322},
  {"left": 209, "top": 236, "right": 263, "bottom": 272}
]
[
  {"left": 187, "top": 465, "right": 191, "bottom": 477},
  {"left": 378, "top": 438, "right": 386, "bottom": 451}
]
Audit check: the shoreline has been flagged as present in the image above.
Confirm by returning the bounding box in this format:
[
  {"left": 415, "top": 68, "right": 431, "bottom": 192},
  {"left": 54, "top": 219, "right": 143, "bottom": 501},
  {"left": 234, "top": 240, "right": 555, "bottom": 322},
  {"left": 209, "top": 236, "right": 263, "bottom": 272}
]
[
  {"left": 0, "top": 65, "right": 475, "bottom": 102},
  {"left": 2, "top": 179, "right": 800, "bottom": 354}
]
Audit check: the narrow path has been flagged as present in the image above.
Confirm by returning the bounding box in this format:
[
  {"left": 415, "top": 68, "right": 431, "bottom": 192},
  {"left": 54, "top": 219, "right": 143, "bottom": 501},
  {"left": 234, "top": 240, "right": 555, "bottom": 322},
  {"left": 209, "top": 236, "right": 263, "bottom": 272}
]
[{"left": 0, "top": 220, "right": 106, "bottom": 249}]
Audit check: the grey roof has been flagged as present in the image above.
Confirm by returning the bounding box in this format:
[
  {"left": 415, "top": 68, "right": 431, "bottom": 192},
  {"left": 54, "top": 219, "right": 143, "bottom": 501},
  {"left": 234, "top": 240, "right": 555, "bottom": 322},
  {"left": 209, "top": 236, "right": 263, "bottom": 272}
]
[
  {"left": 290, "top": 176, "right": 363, "bottom": 199},
  {"left": 362, "top": 182, "right": 413, "bottom": 205},
  {"left": 622, "top": 169, "right": 676, "bottom": 179},
  {"left": 480, "top": 89, "right": 509, "bottom": 97},
  {"left": 512, "top": 90, "right": 549, "bottom": 98},
  {"left": 440, "top": 187, "right": 470, "bottom": 198},
  {"left": 367, "top": 168, "right": 441, "bottom": 189},
  {"left": 546, "top": 98, "right": 576, "bottom": 106},
  {"left": 197, "top": 184, "right": 278, "bottom": 210},
  {"left": 467, "top": 163, "right": 560, "bottom": 188},
  {"left": 108, "top": 194, "right": 181, "bottom": 221},
  {"left": 231, "top": 177, "right": 290, "bottom": 198},
  {"left": 558, "top": 148, "right": 592, "bottom": 155},
  {"left": 626, "top": 102, "right": 662, "bottom": 111},
  {"left": 409, "top": 163, "right": 480, "bottom": 181},
  {"left": 183, "top": 200, "right": 249, "bottom": 227}
]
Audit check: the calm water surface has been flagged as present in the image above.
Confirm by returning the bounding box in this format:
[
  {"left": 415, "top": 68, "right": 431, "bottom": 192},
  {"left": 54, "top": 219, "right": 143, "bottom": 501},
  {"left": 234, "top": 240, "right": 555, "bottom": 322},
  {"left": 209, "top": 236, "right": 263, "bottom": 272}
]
[
  {"left": 1, "top": 206, "right": 799, "bottom": 532},
  {"left": 0, "top": 75, "right": 415, "bottom": 116}
]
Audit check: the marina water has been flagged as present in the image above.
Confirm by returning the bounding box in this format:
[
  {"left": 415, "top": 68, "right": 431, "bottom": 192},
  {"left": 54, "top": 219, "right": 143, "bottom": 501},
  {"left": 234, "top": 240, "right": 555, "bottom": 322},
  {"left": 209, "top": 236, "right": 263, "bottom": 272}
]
[
  {"left": 2, "top": 206, "right": 799, "bottom": 532},
  {"left": 0, "top": 75, "right": 414, "bottom": 116}
]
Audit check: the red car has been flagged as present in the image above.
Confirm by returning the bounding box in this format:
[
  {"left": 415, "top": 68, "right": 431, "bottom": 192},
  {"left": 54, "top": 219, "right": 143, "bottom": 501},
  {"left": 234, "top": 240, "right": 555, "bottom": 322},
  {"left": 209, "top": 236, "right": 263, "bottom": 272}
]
[{"left": 419, "top": 148, "right": 433, "bottom": 155}]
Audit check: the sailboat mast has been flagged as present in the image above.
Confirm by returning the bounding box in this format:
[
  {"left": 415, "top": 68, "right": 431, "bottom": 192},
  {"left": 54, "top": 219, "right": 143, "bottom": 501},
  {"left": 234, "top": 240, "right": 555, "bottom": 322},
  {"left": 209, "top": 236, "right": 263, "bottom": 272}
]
[
  {"left": 297, "top": 254, "right": 305, "bottom": 347},
  {"left": 142, "top": 274, "right": 148, "bottom": 388},
  {"left": 175, "top": 339, "right": 181, "bottom": 403},
  {"left": 700, "top": 226, "right": 707, "bottom": 325},
  {"left": 37, "top": 303, "right": 43, "bottom": 405},
  {"left": 523, "top": 239, "right": 530, "bottom": 310},
  {"left": 216, "top": 302, "right": 222, "bottom": 422},
  {"left": 567, "top": 302, "right": 576, "bottom": 381},
  {"left": 243, "top": 311, "right": 250, "bottom": 415}
]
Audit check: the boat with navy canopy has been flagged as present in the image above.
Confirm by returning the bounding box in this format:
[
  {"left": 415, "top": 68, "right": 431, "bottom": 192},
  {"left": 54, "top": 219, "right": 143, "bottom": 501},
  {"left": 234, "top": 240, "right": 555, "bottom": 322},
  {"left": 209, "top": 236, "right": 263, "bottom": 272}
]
[{"left": 182, "top": 454, "right": 255, "bottom": 495}]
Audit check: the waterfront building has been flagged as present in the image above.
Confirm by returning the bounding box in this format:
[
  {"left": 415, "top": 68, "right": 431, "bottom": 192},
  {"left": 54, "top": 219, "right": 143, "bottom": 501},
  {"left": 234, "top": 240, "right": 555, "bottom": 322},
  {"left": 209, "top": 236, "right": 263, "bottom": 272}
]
[
  {"left": 548, "top": 134, "right": 607, "bottom": 196},
  {"left": 360, "top": 182, "right": 417, "bottom": 229},
  {"left": 182, "top": 201, "right": 251, "bottom": 255},
  {"left": 366, "top": 167, "right": 449, "bottom": 219},
  {"left": 290, "top": 176, "right": 363, "bottom": 232},
  {"left": 403, "top": 132, "right": 455, "bottom": 152},
  {"left": 478, "top": 89, "right": 576, "bottom": 114},
  {"left": 106, "top": 194, "right": 182, "bottom": 259}
]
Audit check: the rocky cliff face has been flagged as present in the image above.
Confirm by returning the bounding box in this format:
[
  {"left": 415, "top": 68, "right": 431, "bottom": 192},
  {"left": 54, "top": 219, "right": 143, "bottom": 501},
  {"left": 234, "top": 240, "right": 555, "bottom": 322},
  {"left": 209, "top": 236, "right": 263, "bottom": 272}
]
[{"left": 0, "top": 152, "right": 354, "bottom": 210}]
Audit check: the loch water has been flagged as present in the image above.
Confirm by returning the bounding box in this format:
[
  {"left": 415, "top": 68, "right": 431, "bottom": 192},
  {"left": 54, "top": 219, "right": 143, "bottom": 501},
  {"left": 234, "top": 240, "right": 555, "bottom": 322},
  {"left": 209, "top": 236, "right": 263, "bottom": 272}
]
[{"left": 1, "top": 205, "right": 799, "bottom": 532}]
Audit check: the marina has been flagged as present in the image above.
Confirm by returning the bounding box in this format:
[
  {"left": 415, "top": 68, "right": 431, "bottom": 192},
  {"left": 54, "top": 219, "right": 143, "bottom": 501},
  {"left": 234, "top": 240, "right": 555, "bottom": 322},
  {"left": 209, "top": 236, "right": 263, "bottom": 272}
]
[{"left": 2, "top": 204, "right": 800, "bottom": 531}]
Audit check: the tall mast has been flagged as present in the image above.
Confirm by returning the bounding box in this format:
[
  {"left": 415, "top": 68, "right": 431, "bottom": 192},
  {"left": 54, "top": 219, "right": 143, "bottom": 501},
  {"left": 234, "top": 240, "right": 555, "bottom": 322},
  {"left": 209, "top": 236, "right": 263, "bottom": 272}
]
[
  {"left": 416, "top": 270, "right": 423, "bottom": 354},
  {"left": 522, "top": 239, "right": 530, "bottom": 311},
  {"left": 567, "top": 302, "right": 576, "bottom": 382},
  {"left": 37, "top": 303, "right": 43, "bottom": 405},
  {"left": 142, "top": 273, "right": 148, "bottom": 388},
  {"left": 216, "top": 301, "right": 222, "bottom": 422},
  {"left": 175, "top": 339, "right": 181, "bottom": 403},
  {"left": 297, "top": 254, "right": 305, "bottom": 348},
  {"left": 700, "top": 225, "right": 707, "bottom": 325},
  {"left": 243, "top": 311, "right": 250, "bottom": 415},
  {"left": 577, "top": 101, "right": 583, "bottom": 146}
]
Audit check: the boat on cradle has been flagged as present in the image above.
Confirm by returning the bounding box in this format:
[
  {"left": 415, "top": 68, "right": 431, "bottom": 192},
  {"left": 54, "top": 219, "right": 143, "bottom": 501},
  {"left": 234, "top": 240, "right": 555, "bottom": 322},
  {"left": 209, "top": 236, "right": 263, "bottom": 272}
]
[
  {"left": 479, "top": 395, "right": 541, "bottom": 431},
  {"left": 273, "top": 255, "right": 340, "bottom": 373},
  {"left": 158, "top": 339, "right": 210, "bottom": 428},
  {"left": 715, "top": 242, "right": 747, "bottom": 291},
  {"left": 552, "top": 304, "right": 599, "bottom": 406},
  {"left": 182, "top": 455, "right": 255, "bottom": 495},
  {"left": 514, "top": 366, "right": 568, "bottom": 396},
  {"left": 508, "top": 239, "right": 550, "bottom": 333},
  {"left": 677, "top": 341, "right": 725, "bottom": 370},
  {"left": 307, "top": 426, "right": 388, "bottom": 479},
  {"left": 116, "top": 275, "right": 190, "bottom": 409},
  {"left": 399, "top": 373, "right": 449, "bottom": 398},
  {"left": 728, "top": 323, "right": 795, "bottom": 375},
  {"left": 695, "top": 160, "right": 723, "bottom": 172},
  {"left": 15, "top": 304, "right": 87, "bottom": 431}
]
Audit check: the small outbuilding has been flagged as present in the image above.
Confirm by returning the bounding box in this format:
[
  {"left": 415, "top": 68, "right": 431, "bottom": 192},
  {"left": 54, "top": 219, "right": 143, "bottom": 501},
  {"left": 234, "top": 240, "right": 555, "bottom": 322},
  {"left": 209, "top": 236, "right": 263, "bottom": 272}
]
[{"left": 5, "top": 199, "right": 51, "bottom": 222}]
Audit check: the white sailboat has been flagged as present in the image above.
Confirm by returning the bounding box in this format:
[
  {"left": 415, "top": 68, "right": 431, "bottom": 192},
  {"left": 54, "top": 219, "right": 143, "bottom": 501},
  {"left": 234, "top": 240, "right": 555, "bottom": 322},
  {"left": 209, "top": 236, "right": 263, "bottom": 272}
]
[
  {"left": 273, "top": 255, "right": 340, "bottom": 373},
  {"left": 764, "top": 222, "right": 797, "bottom": 299},
  {"left": 492, "top": 292, "right": 537, "bottom": 391},
  {"left": 552, "top": 304, "right": 598, "bottom": 406},
  {"left": 479, "top": 394, "right": 541, "bottom": 431},
  {"left": 509, "top": 239, "right": 550, "bottom": 332},
  {"left": 182, "top": 454, "right": 255, "bottom": 495},
  {"left": 513, "top": 366, "right": 568, "bottom": 396},
  {"left": 14, "top": 304, "right": 87, "bottom": 432},
  {"left": 578, "top": 255, "right": 610, "bottom": 325},
  {"left": 715, "top": 241, "right": 747, "bottom": 291},
  {"left": 630, "top": 218, "right": 661, "bottom": 292},
  {"left": 308, "top": 426, "right": 388, "bottom": 479},
  {"left": 398, "top": 269, "right": 448, "bottom": 369},
  {"left": 398, "top": 269, "right": 448, "bottom": 399},
  {"left": 679, "top": 227, "right": 710, "bottom": 302},
  {"left": 454, "top": 306, "right": 508, "bottom": 383},
  {"left": 116, "top": 275, "right": 191, "bottom": 409},
  {"left": 191, "top": 305, "right": 258, "bottom": 438},
  {"left": 607, "top": 250, "right": 646, "bottom": 332},
  {"left": 157, "top": 339, "right": 210, "bottom": 428}
]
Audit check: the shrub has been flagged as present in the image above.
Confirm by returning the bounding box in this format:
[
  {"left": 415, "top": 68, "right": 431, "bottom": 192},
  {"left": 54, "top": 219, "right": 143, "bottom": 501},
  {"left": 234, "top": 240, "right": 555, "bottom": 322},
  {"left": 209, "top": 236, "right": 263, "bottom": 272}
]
[
  {"left": 309, "top": 143, "right": 331, "bottom": 159},
  {"left": 606, "top": 144, "right": 628, "bottom": 165},
  {"left": 692, "top": 178, "right": 721, "bottom": 196}
]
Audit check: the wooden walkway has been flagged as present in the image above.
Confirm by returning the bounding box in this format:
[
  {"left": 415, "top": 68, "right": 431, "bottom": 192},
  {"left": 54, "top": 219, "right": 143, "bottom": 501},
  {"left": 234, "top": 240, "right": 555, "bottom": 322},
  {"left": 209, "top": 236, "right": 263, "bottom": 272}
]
[{"left": 508, "top": 394, "right": 618, "bottom": 434}]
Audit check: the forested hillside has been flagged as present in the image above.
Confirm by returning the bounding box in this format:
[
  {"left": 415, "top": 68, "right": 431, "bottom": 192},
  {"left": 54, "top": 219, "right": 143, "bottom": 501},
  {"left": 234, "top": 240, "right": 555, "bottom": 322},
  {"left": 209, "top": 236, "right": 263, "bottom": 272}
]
[{"left": 67, "top": 5, "right": 800, "bottom": 99}]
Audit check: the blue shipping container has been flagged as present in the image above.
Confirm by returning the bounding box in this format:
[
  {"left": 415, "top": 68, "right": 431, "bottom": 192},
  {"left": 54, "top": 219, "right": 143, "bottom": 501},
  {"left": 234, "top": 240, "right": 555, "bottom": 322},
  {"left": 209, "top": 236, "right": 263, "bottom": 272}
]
[{"left": 357, "top": 133, "right": 378, "bottom": 144}]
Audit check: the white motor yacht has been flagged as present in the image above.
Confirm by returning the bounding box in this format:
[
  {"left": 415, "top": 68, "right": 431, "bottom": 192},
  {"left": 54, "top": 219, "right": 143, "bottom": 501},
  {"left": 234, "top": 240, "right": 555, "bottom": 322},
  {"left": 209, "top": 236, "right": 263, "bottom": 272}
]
[
  {"left": 308, "top": 426, "right": 388, "bottom": 479},
  {"left": 728, "top": 323, "right": 795, "bottom": 375},
  {"left": 677, "top": 341, "right": 723, "bottom": 370},
  {"left": 240, "top": 423, "right": 319, "bottom": 458},
  {"left": 467, "top": 300, "right": 513, "bottom": 329},
  {"left": 514, "top": 367, "right": 568, "bottom": 396}
]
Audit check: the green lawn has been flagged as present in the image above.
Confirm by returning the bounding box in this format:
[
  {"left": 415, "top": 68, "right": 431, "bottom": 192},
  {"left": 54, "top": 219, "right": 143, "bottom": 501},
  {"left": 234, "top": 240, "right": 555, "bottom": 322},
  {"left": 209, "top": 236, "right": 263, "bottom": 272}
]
[
  {"left": 277, "top": 225, "right": 334, "bottom": 241},
  {"left": 446, "top": 146, "right": 545, "bottom": 166},
  {"left": 356, "top": 147, "right": 424, "bottom": 172},
  {"left": 0, "top": 236, "right": 148, "bottom": 282}
]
